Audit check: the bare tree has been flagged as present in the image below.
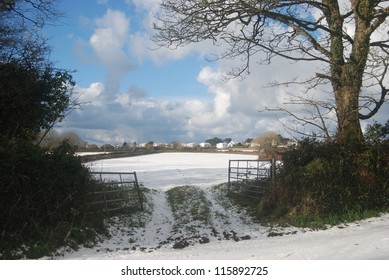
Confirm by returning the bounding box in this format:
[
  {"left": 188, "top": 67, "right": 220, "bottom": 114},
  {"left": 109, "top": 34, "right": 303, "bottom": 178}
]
[
  {"left": 0, "top": 0, "right": 61, "bottom": 65},
  {"left": 153, "top": 0, "right": 389, "bottom": 143},
  {"left": 262, "top": 92, "right": 337, "bottom": 141},
  {"left": 0, "top": 0, "right": 80, "bottom": 143}
]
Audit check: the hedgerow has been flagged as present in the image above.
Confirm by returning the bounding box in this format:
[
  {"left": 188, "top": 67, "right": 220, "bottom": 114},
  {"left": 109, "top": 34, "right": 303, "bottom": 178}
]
[
  {"left": 0, "top": 140, "right": 104, "bottom": 259},
  {"left": 257, "top": 139, "right": 389, "bottom": 227}
]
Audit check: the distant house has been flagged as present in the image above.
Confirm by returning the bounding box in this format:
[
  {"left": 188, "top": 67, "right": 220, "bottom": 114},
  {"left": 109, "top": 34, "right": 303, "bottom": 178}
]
[
  {"left": 184, "top": 142, "right": 197, "bottom": 148},
  {"left": 216, "top": 142, "right": 228, "bottom": 149},
  {"left": 227, "top": 141, "right": 236, "bottom": 148},
  {"left": 200, "top": 142, "right": 211, "bottom": 148}
]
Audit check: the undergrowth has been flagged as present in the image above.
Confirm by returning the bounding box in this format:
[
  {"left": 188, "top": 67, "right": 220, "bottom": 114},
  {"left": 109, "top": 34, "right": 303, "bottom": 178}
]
[
  {"left": 0, "top": 140, "right": 148, "bottom": 259},
  {"left": 288, "top": 209, "right": 383, "bottom": 229},
  {"left": 256, "top": 139, "right": 389, "bottom": 228}
]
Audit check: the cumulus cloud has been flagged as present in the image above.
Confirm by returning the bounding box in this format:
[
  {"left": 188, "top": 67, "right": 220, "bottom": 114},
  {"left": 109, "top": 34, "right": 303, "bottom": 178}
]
[
  {"left": 68, "top": 31, "right": 325, "bottom": 144},
  {"left": 75, "top": 82, "right": 106, "bottom": 107},
  {"left": 61, "top": 1, "right": 388, "bottom": 145},
  {"left": 89, "top": 9, "right": 136, "bottom": 94},
  {"left": 90, "top": 10, "right": 130, "bottom": 69}
]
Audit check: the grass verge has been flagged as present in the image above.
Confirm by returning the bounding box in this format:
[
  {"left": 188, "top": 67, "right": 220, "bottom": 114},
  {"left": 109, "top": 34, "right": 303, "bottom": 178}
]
[{"left": 289, "top": 209, "right": 388, "bottom": 230}]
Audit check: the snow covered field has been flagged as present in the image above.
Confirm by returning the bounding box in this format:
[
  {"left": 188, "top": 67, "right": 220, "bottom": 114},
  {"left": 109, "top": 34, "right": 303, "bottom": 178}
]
[
  {"left": 86, "top": 152, "right": 259, "bottom": 190},
  {"left": 60, "top": 152, "right": 389, "bottom": 260}
]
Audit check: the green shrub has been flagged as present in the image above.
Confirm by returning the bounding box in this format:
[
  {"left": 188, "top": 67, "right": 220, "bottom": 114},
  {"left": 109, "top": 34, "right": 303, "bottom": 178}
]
[
  {"left": 0, "top": 139, "right": 101, "bottom": 258},
  {"left": 257, "top": 139, "right": 389, "bottom": 226}
]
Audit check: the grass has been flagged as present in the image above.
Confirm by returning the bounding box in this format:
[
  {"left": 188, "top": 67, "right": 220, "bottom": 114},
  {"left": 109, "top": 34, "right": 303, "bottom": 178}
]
[
  {"left": 166, "top": 186, "right": 212, "bottom": 234},
  {"left": 289, "top": 209, "right": 387, "bottom": 230},
  {"left": 215, "top": 183, "right": 262, "bottom": 221},
  {"left": 102, "top": 187, "right": 154, "bottom": 233},
  {"left": 221, "top": 181, "right": 388, "bottom": 230}
]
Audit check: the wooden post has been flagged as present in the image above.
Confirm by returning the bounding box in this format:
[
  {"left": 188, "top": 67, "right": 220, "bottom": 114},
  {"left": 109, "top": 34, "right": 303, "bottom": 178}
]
[
  {"left": 228, "top": 160, "right": 231, "bottom": 194},
  {"left": 271, "top": 158, "right": 276, "bottom": 184},
  {"left": 133, "top": 172, "right": 143, "bottom": 210}
]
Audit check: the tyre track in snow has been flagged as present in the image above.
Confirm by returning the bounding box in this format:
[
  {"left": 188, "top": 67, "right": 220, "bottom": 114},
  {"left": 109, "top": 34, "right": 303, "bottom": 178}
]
[{"left": 135, "top": 189, "right": 174, "bottom": 248}]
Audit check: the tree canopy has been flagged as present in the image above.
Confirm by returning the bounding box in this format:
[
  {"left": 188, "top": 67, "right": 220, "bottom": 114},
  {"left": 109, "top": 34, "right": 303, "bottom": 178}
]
[
  {"left": 0, "top": 0, "right": 75, "bottom": 143},
  {"left": 0, "top": 62, "right": 74, "bottom": 141},
  {"left": 153, "top": 0, "right": 389, "bottom": 143},
  {"left": 0, "top": 1, "right": 94, "bottom": 258}
]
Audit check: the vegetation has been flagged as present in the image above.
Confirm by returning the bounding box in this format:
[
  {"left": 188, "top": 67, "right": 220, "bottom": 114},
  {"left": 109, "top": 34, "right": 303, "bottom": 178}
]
[
  {"left": 38, "top": 131, "right": 87, "bottom": 150},
  {"left": 256, "top": 131, "right": 389, "bottom": 228},
  {"left": 167, "top": 186, "right": 212, "bottom": 234},
  {"left": 1, "top": 0, "right": 388, "bottom": 258},
  {"left": 205, "top": 137, "right": 232, "bottom": 146},
  {"left": 0, "top": 140, "right": 106, "bottom": 259},
  {"left": 0, "top": 0, "right": 107, "bottom": 259}
]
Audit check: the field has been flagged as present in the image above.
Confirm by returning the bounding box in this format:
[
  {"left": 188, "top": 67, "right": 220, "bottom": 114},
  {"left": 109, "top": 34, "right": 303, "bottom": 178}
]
[
  {"left": 85, "top": 152, "right": 259, "bottom": 190},
  {"left": 57, "top": 153, "right": 389, "bottom": 260}
]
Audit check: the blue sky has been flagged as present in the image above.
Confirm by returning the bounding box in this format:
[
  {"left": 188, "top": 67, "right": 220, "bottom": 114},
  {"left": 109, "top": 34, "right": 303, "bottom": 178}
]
[{"left": 44, "top": 0, "right": 389, "bottom": 145}]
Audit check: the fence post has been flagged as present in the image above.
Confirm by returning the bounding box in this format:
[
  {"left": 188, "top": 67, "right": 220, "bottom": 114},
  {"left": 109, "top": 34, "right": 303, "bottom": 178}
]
[
  {"left": 228, "top": 160, "right": 231, "bottom": 194},
  {"left": 271, "top": 158, "right": 276, "bottom": 184},
  {"left": 133, "top": 172, "right": 143, "bottom": 210}
]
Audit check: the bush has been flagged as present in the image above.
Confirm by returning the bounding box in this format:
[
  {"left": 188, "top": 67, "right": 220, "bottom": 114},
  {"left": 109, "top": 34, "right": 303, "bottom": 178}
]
[
  {"left": 257, "top": 139, "right": 389, "bottom": 225},
  {"left": 0, "top": 139, "right": 100, "bottom": 258}
]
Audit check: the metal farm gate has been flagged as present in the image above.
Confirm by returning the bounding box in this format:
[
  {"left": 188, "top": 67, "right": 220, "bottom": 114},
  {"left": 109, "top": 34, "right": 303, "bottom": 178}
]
[
  {"left": 87, "top": 171, "right": 143, "bottom": 215},
  {"left": 228, "top": 159, "right": 276, "bottom": 197}
]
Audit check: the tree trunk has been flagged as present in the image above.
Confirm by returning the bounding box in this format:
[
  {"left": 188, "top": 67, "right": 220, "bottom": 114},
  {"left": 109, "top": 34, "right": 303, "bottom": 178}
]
[
  {"left": 334, "top": 85, "right": 363, "bottom": 143},
  {"left": 327, "top": 0, "right": 373, "bottom": 144}
]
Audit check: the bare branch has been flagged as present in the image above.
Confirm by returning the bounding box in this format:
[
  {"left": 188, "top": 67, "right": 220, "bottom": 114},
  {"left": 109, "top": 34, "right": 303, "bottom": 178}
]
[
  {"left": 154, "top": 0, "right": 389, "bottom": 143},
  {"left": 261, "top": 91, "right": 336, "bottom": 142}
]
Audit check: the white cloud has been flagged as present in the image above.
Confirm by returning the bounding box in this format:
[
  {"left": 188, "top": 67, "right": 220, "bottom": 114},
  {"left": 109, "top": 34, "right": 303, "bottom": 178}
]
[
  {"left": 62, "top": 1, "right": 389, "bottom": 145},
  {"left": 75, "top": 82, "right": 105, "bottom": 107},
  {"left": 67, "top": 7, "right": 330, "bottom": 145},
  {"left": 114, "top": 93, "right": 131, "bottom": 107},
  {"left": 89, "top": 9, "right": 136, "bottom": 94},
  {"left": 90, "top": 10, "right": 132, "bottom": 69},
  {"left": 68, "top": 50, "right": 323, "bottom": 144},
  {"left": 197, "top": 67, "right": 232, "bottom": 118}
]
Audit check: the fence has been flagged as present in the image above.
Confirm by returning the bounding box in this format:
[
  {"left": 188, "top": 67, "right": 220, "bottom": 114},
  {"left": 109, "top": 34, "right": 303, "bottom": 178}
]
[
  {"left": 87, "top": 171, "right": 143, "bottom": 215},
  {"left": 228, "top": 159, "right": 276, "bottom": 197}
]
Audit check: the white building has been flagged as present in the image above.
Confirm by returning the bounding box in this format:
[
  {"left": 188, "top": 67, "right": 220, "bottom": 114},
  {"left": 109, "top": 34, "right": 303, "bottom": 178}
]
[
  {"left": 184, "top": 142, "right": 197, "bottom": 148},
  {"left": 227, "top": 141, "right": 236, "bottom": 147},
  {"left": 199, "top": 142, "right": 211, "bottom": 148},
  {"left": 216, "top": 142, "right": 228, "bottom": 149}
]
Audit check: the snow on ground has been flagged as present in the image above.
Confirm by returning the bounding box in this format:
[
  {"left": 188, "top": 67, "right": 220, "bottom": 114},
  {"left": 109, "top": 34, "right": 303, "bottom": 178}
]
[
  {"left": 75, "top": 152, "right": 112, "bottom": 156},
  {"left": 86, "top": 152, "right": 259, "bottom": 190},
  {"left": 59, "top": 152, "right": 389, "bottom": 260}
]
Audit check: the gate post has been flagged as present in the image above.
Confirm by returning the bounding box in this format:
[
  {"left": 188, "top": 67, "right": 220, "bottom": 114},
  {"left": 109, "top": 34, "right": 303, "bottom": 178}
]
[
  {"left": 133, "top": 172, "right": 143, "bottom": 210},
  {"left": 228, "top": 160, "right": 231, "bottom": 194},
  {"left": 271, "top": 158, "right": 276, "bottom": 184}
]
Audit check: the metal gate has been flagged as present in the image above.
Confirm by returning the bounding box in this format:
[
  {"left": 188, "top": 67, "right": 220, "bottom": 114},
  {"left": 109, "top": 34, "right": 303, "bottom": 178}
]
[
  {"left": 228, "top": 159, "right": 276, "bottom": 197},
  {"left": 87, "top": 171, "right": 143, "bottom": 214}
]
